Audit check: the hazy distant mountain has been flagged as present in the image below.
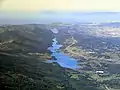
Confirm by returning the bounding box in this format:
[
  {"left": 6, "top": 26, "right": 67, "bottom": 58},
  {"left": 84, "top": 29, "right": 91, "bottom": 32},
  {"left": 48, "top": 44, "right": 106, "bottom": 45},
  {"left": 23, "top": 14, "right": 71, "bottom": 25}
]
[{"left": 0, "top": 11, "right": 120, "bottom": 24}]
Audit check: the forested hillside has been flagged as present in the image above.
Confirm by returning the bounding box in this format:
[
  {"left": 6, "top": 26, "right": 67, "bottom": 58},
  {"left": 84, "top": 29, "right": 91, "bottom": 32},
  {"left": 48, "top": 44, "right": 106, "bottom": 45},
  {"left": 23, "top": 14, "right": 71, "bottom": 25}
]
[{"left": 0, "top": 24, "right": 102, "bottom": 90}]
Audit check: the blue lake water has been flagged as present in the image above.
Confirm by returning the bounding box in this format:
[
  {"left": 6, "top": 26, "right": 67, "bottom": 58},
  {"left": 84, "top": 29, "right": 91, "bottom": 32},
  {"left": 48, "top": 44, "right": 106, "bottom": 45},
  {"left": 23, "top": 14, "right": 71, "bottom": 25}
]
[{"left": 47, "top": 38, "right": 79, "bottom": 69}]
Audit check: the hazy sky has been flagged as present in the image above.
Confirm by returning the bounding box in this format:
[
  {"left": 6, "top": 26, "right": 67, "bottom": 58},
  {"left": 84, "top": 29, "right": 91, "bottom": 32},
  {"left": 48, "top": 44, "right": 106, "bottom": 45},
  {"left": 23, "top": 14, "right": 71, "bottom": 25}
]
[{"left": 0, "top": 0, "right": 120, "bottom": 12}]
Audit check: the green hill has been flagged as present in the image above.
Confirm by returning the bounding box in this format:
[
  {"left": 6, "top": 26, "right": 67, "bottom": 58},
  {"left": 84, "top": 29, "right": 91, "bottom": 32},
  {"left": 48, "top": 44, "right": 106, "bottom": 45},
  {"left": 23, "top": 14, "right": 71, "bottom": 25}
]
[{"left": 0, "top": 24, "right": 102, "bottom": 90}]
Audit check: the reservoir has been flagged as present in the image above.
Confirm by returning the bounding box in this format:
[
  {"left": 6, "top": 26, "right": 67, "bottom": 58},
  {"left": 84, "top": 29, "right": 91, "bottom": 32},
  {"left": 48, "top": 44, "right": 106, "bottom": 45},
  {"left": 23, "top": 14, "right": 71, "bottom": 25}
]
[{"left": 48, "top": 38, "right": 79, "bottom": 69}]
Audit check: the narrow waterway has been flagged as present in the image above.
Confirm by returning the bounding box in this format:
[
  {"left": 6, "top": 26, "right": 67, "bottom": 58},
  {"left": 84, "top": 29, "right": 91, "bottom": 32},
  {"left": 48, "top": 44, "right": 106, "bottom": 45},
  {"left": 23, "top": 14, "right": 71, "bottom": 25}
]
[{"left": 48, "top": 38, "right": 79, "bottom": 69}]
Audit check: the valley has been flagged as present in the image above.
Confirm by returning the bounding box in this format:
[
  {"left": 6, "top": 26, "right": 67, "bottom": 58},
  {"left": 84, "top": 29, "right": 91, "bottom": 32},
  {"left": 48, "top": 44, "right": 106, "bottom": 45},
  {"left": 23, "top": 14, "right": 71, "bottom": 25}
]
[
  {"left": 1, "top": 23, "right": 120, "bottom": 90},
  {"left": 50, "top": 22, "right": 120, "bottom": 90}
]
